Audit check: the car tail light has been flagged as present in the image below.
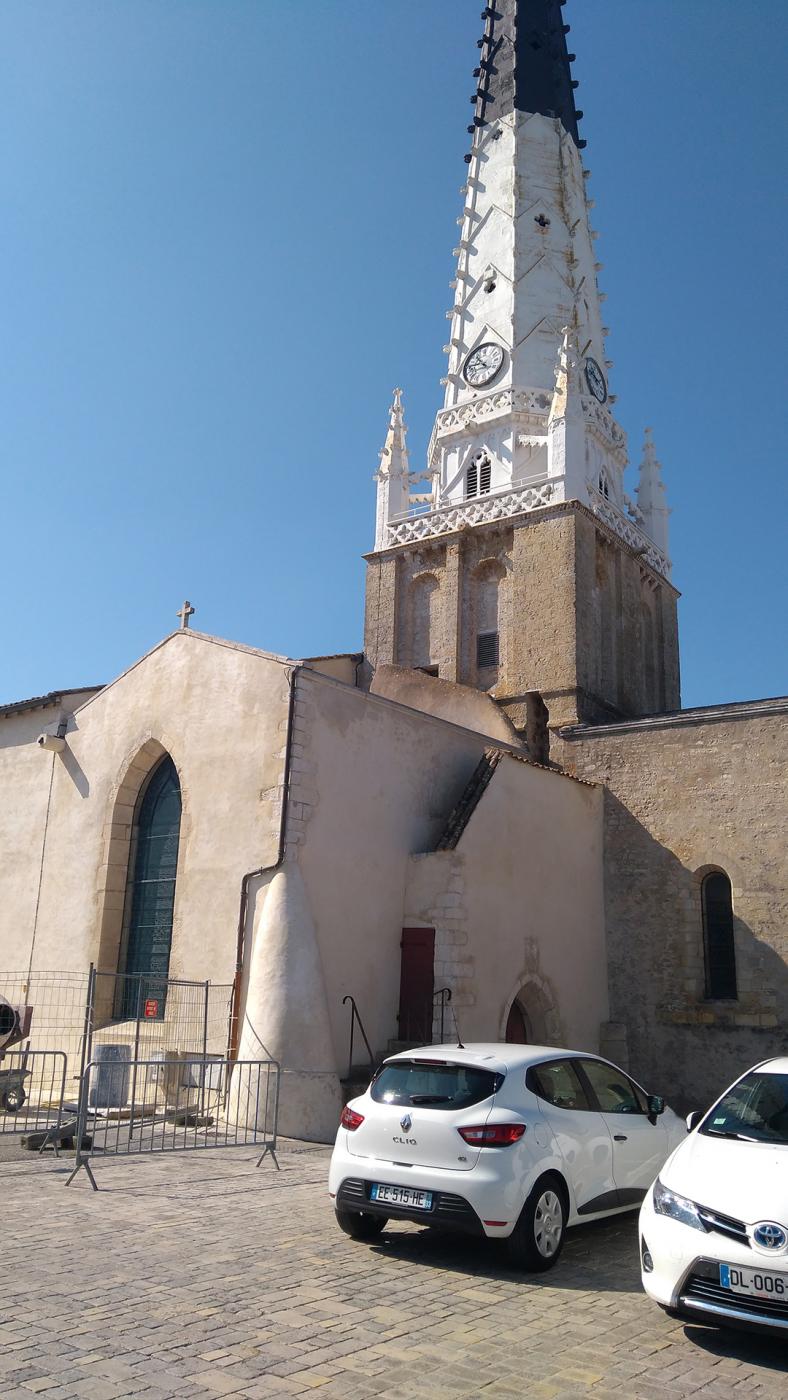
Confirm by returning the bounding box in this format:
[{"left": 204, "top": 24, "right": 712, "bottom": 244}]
[
  {"left": 458, "top": 1123, "right": 526, "bottom": 1147},
  {"left": 340, "top": 1105, "right": 364, "bottom": 1131}
]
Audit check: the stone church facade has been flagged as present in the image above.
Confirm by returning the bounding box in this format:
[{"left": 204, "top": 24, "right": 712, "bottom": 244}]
[{"left": 1, "top": 1, "right": 785, "bottom": 1140}]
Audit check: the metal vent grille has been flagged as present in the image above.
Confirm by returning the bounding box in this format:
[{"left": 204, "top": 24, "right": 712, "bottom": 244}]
[{"left": 476, "top": 631, "right": 499, "bottom": 669}]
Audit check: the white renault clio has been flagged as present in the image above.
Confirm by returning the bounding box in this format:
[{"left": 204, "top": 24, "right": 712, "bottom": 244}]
[
  {"left": 640, "top": 1057, "right": 788, "bottom": 1331},
  {"left": 329, "top": 1044, "right": 685, "bottom": 1270}
]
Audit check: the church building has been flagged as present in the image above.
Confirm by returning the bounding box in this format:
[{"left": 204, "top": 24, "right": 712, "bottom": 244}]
[{"left": 2, "top": 0, "right": 786, "bottom": 1141}]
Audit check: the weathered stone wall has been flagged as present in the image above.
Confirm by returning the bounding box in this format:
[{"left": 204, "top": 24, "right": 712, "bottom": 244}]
[
  {"left": 364, "top": 503, "right": 680, "bottom": 734},
  {"left": 557, "top": 703, "right": 788, "bottom": 1110}
]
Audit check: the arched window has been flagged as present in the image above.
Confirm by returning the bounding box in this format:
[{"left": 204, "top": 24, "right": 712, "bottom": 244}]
[
  {"left": 598, "top": 469, "right": 610, "bottom": 500},
  {"left": 410, "top": 574, "right": 440, "bottom": 671},
  {"left": 702, "top": 871, "right": 737, "bottom": 1000},
  {"left": 641, "top": 601, "right": 656, "bottom": 708},
  {"left": 116, "top": 756, "right": 182, "bottom": 1019}
]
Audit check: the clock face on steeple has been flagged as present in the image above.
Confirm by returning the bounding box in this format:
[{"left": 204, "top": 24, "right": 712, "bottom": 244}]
[
  {"left": 463, "top": 342, "right": 505, "bottom": 389},
  {"left": 584, "top": 356, "right": 607, "bottom": 403}
]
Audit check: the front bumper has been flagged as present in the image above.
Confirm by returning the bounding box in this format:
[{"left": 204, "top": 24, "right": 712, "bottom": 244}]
[{"left": 639, "top": 1191, "right": 788, "bottom": 1331}]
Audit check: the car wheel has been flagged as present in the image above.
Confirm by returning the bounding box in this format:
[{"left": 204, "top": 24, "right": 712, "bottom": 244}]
[
  {"left": 335, "top": 1209, "right": 388, "bottom": 1241},
  {"left": 507, "top": 1175, "right": 567, "bottom": 1272}
]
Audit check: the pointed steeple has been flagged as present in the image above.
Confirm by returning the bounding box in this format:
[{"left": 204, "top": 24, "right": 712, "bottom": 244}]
[
  {"left": 474, "top": 1, "right": 584, "bottom": 147},
  {"left": 636, "top": 428, "right": 671, "bottom": 559},
  {"left": 374, "top": 389, "right": 411, "bottom": 550}
]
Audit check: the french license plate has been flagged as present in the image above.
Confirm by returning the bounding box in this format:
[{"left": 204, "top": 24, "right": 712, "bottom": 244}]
[
  {"left": 370, "top": 1183, "right": 433, "bottom": 1210},
  {"left": 720, "top": 1263, "right": 787, "bottom": 1299}
]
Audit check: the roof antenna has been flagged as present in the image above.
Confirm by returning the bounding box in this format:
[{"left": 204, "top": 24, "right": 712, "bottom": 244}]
[{"left": 451, "top": 1001, "right": 465, "bottom": 1050}]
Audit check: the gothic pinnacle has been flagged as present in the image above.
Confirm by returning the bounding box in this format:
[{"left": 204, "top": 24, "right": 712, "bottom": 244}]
[{"left": 636, "top": 428, "right": 671, "bottom": 559}]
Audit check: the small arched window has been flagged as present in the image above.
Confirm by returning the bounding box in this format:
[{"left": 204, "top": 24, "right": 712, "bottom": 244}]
[
  {"left": 117, "top": 756, "right": 182, "bottom": 1019},
  {"left": 702, "top": 871, "right": 737, "bottom": 1000},
  {"left": 598, "top": 470, "right": 610, "bottom": 500}
]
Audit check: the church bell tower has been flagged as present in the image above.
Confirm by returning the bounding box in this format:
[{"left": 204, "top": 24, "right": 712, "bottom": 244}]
[{"left": 364, "top": 0, "right": 680, "bottom": 737}]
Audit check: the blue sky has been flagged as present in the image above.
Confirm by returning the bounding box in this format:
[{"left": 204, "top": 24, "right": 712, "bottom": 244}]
[{"left": 2, "top": 0, "right": 786, "bottom": 708}]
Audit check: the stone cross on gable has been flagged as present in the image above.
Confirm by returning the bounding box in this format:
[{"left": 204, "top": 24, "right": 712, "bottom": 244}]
[{"left": 176, "top": 600, "right": 195, "bottom": 629}]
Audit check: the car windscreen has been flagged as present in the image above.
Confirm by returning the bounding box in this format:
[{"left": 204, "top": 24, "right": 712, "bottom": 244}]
[
  {"left": 700, "top": 1070, "right": 788, "bottom": 1145},
  {"left": 370, "top": 1061, "right": 503, "bottom": 1111}
]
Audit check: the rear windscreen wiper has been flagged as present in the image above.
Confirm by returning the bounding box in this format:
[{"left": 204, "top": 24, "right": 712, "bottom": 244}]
[{"left": 409, "top": 1094, "right": 451, "bottom": 1104}]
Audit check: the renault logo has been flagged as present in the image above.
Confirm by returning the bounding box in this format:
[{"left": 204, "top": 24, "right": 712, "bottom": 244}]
[
  {"left": 753, "top": 1222, "right": 787, "bottom": 1251},
  {"left": 400, "top": 1113, "right": 412, "bottom": 1133}
]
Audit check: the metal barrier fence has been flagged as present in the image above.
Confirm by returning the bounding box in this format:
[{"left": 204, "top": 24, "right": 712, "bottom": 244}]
[
  {"left": 66, "top": 1055, "right": 280, "bottom": 1190},
  {"left": 0, "top": 968, "right": 234, "bottom": 1094},
  {"left": 0, "top": 1049, "right": 68, "bottom": 1146},
  {"left": 87, "top": 970, "right": 233, "bottom": 1066}
]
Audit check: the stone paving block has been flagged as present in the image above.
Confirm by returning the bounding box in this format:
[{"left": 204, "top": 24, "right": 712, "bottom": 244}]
[{"left": 2, "top": 1145, "right": 787, "bottom": 1399}]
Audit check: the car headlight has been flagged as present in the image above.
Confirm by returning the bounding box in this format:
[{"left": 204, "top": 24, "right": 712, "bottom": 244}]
[{"left": 652, "top": 1177, "right": 705, "bottom": 1231}]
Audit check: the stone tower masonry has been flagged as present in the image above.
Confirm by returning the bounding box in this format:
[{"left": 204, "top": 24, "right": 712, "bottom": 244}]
[{"left": 364, "top": 0, "right": 680, "bottom": 737}]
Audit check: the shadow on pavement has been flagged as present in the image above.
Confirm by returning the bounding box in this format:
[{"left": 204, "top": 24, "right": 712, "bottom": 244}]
[
  {"left": 682, "top": 1323, "right": 788, "bottom": 1372},
  {"left": 369, "top": 1211, "right": 643, "bottom": 1292}
]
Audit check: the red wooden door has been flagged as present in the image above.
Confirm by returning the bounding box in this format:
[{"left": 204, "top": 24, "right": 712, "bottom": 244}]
[{"left": 398, "top": 928, "right": 435, "bottom": 1045}]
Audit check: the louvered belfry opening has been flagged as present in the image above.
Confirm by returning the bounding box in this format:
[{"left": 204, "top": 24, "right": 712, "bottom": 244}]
[{"left": 477, "top": 630, "right": 500, "bottom": 669}]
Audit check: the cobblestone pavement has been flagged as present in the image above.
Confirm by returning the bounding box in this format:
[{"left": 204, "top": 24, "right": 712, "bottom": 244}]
[{"left": 1, "top": 1141, "right": 786, "bottom": 1399}]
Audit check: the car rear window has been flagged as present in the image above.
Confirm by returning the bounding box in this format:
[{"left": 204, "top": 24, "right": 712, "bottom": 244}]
[{"left": 370, "top": 1061, "right": 503, "bottom": 1111}]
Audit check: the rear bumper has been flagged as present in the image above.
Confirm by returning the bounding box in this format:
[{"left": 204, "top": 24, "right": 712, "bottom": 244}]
[{"left": 335, "top": 1176, "right": 484, "bottom": 1236}]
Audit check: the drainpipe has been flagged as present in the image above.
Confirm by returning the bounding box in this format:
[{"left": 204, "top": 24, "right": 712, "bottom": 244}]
[{"left": 228, "top": 663, "right": 301, "bottom": 1061}]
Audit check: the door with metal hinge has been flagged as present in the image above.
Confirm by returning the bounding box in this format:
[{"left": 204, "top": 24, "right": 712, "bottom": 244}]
[{"left": 397, "top": 928, "right": 435, "bottom": 1045}]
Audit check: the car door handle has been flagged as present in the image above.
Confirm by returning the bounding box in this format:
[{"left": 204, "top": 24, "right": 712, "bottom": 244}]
[{"left": 613, "top": 1134, "right": 628, "bottom": 1142}]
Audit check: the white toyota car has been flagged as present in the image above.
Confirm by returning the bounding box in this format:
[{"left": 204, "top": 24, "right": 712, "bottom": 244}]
[
  {"left": 640, "top": 1056, "right": 788, "bottom": 1331},
  {"left": 329, "top": 1044, "right": 685, "bottom": 1270}
]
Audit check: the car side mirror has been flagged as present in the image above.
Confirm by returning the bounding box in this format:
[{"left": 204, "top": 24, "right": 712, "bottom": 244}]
[
  {"left": 686, "top": 1110, "right": 703, "bottom": 1132},
  {"left": 647, "top": 1095, "right": 665, "bottom": 1120}
]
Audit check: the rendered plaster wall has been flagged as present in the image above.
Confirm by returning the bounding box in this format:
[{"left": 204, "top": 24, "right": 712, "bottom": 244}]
[
  {"left": 282, "top": 671, "right": 505, "bottom": 1080},
  {"left": 404, "top": 755, "right": 607, "bottom": 1052},
  {"left": 0, "top": 695, "right": 98, "bottom": 973},
  {"left": 0, "top": 633, "right": 289, "bottom": 987},
  {"left": 558, "top": 707, "right": 788, "bottom": 1109},
  {"left": 370, "top": 665, "right": 522, "bottom": 746}
]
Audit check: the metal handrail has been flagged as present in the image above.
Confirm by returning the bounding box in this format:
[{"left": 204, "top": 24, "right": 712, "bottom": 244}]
[
  {"left": 433, "top": 986, "right": 452, "bottom": 1044},
  {"left": 342, "top": 995, "right": 374, "bottom": 1082}
]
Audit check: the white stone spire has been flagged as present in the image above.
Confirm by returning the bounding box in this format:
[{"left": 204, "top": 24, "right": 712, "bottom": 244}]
[
  {"left": 426, "top": 3, "right": 617, "bottom": 514},
  {"left": 374, "top": 388, "right": 411, "bottom": 550},
  {"left": 636, "top": 428, "right": 671, "bottom": 560}
]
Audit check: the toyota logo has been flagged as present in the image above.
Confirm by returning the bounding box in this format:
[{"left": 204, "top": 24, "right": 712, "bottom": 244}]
[
  {"left": 400, "top": 1113, "right": 412, "bottom": 1133},
  {"left": 753, "top": 1222, "right": 787, "bottom": 1251}
]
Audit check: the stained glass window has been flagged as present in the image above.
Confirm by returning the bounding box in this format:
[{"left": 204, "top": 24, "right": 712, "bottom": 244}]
[{"left": 117, "top": 757, "right": 181, "bottom": 1019}]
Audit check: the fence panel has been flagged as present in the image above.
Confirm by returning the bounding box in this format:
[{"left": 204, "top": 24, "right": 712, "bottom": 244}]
[
  {"left": 0, "top": 1049, "right": 68, "bottom": 1143},
  {"left": 88, "top": 971, "right": 233, "bottom": 1063},
  {"left": 66, "top": 1056, "right": 279, "bottom": 1189}
]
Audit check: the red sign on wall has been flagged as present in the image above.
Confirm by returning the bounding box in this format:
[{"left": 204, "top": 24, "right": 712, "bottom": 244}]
[{"left": 143, "top": 998, "right": 159, "bottom": 1019}]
